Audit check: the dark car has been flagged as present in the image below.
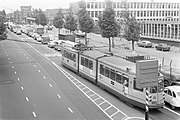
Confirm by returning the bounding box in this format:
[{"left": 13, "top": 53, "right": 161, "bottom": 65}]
[{"left": 155, "top": 43, "right": 170, "bottom": 51}]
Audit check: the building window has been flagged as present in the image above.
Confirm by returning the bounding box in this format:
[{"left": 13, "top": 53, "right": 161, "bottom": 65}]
[
  {"left": 87, "top": 3, "right": 90, "bottom": 8},
  {"left": 91, "top": 11, "right": 94, "bottom": 17},
  {"left": 113, "top": 2, "right": 116, "bottom": 8},
  {"left": 91, "top": 2, "right": 94, "bottom": 9},
  {"left": 95, "top": 11, "right": 98, "bottom": 17},
  {"left": 95, "top": 3, "right": 98, "bottom": 8}
]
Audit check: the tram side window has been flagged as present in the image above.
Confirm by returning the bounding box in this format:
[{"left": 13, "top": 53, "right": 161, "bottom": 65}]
[
  {"left": 133, "top": 79, "right": 143, "bottom": 92},
  {"left": 85, "top": 58, "right": 88, "bottom": 67},
  {"left": 110, "top": 69, "right": 115, "bottom": 80},
  {"left": 81, "top": 57, "right": 84, "bottom": 65},
  {"left": 105, "top": 67, "right": 110, "bottom": 78},
  {"left": 122, "top": 74, "right": 129, "bottom": 87},
  {"left": 72, "top": 54, "right": 76, "bottom": 62},
  {"left": 116, "top": 71, "right": 123, "bottom": 84},
  {"left": 100, "top": 64, "right": 104, "bottom": 75},
  {"left": 89, "top": 60, "right": 93, "bottom": 70}
]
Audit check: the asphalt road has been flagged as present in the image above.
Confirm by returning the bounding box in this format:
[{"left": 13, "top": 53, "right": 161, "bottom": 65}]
[{"left": 0, "top": 29, "right": 180, "bottom": 120}]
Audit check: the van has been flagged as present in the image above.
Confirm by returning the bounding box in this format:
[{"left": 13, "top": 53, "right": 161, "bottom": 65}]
[{"left": 61, "top": 41, "right": 78, "bottom": 48}]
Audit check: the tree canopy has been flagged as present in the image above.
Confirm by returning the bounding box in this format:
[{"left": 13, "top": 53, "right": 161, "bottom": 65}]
[
  {"left": 98, "top": 0, "right": 119, "bottom": 52},
  {"left": 64, "top": 8, "right": 78, "bottom": 32},
  {"left": 120, "top": 7, "right": 141, "bottom": 51},
  {"left": 78, "top": 0, "right": 94, "bottom": 45},
  {"left": 53, "top": 8, "right": 64, "bottom": 29}
]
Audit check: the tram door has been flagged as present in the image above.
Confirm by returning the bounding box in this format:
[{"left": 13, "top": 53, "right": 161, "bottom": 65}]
[{"left": 122, "top": 74, "right": 129, "bottom": 95}]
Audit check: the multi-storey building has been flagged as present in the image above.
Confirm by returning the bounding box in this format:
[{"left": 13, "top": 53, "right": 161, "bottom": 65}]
[
  {"left": 70, "top": 0, "right": 180, "bottom": 42},
  {"left": 20, "top": 6, "right": 32, "bottom": 19},
  {"left": 44, "top": 8, "right": 69, "bottom": 25}
]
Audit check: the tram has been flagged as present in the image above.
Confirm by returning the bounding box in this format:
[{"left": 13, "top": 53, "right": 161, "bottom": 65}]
[{"left": 61, "top": 46, "right": 165, "bottom": 109}]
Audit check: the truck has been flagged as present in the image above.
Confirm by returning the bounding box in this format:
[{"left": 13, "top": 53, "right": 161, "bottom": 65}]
[
  {"left": 34, "top": 26, "right": 44, "bottom": 36},
  {"left": 159, "top": 65, "right": 180, "bottom": 87}
]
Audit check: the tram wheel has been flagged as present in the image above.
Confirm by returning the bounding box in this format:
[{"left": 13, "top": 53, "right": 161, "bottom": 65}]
[{"left": 171, "top": 105, "right": 176, "bottom": 110}]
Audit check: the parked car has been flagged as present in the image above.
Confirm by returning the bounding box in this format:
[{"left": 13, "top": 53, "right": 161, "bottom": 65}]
[
  {"left": 36, "top": 36, "right": 43, "bottom": 42},
  {"left": 155, "top": 43, "right": 170, "bottom": 51},
  {"left": 137, "top": 40, "right": 153, "bottom": 48},
  {"left": 48, "top": 40, "right": 57, "bottom": 48},
  {"left": 164, "top": 86, "right": 180, "bottom": 109},
  {"left": 16, "top": 29, "right": 21, "bottom": 35}
]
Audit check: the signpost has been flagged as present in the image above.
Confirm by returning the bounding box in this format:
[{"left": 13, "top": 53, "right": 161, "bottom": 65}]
[{"left": 136, "top": 59, "right": 159, "bottom": 120}]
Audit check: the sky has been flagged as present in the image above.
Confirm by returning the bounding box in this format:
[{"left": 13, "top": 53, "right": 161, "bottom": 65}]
[{"left": 0, "top": 0, "right": 179, "bottom": 13}]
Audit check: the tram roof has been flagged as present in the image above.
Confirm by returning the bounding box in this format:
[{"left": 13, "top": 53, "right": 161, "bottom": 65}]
[
  {"left": 99, "top": 56, "right": 136, "bottom": 74},
  {"left": 80, "top": 50, "right": 107, "bottom": 59}
]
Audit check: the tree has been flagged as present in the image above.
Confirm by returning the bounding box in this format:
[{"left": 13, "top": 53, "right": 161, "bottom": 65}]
[
  {"left": 78, "top": 0, "right": 94, "bottom": 46},
  {"left": 64, "top": 7, "right": 78, "bottom": 33},
  {"left": 53, "top": 8, "right": 64, "bottom": 35},
  {"left": 39, "top": 10, "right": 47, "bottom": 26},
  {"left": 120, "top": 3, "right": 141, "bottom": 51},
  {"left": 123, "top": 17, "right": 141, "bottom": 51},
  {"left": 98, "top": 0, "right": 119, "bottom": 52}
]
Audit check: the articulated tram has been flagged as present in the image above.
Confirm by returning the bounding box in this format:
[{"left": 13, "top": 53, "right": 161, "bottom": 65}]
[{"left": 61, "top": 46, "right": 165, "bottom": 109}]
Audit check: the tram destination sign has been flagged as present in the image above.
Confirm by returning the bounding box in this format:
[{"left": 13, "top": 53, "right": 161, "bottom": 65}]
[{"left": 136, "top": 59, "right": 158, "bottom": 88}]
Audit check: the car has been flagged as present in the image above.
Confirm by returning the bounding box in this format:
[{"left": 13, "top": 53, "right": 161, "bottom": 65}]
[
  {"left": 164, "top": 86, "right": 180, "bottom": 109},
  {"left": 137, "top": 40, "right": 153, "bottom": 48},
  {"left": 48, "top": 40, "right": 57, "bottom": 48},
  {"left": 36, "top": 36, "right": 43, "bottom": 42},
  {"left": 16, "top": 29, "right": 21, "bottom": 35},
  {"left": 155, "top": 43, "right": 170, "bottom": 51}
]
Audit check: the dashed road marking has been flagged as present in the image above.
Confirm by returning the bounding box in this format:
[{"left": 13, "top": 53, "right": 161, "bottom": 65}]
[
  {"left": 68, "top": 107, "right": 73, "bottom": 113},
  {"left": 15, "top": 71, "right": 17, "bottom": 74},
  {"left": 27, "top": 57, "right": 29, "bottom": 59},
  {"left": 49, "top": 84, "right": 52, "bottom": 87},
  {"left": 21, "top": 86, "right": 24, "bottom": 90},
  {"left": 12, "top": 66, "right": 14, "bottom": 68},
  {"left": 43, "top": 76, "right": 46, "bottom": 79},
  {"left": 8, "top": 58, "right": 10, "bottom": 60},
  {"left": 32, "top": 112, "right": 37, "bottom": 118},
  {"left": 34, "top": 65, "right": 36, "bottom": 67},
  {"left": 38, "top": 70, "right": 41, "bottom": 72},
  {"left": 52, "top": 61, "right": 128, "bottom": 120},
  {"left": 10, "top": 61, "right": 12, "bottom": 63},
  {"left": 25, "top": 97, "right": 29, "bottom": 102},
  {"left": 17, "top": 78, "right": 20, "bottom": 81},
  {"left": 57, "top": 94, "right": 61, "bottom": 99}
]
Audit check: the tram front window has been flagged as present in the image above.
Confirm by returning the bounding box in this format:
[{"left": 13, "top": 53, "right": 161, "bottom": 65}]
[{"left": 150, "top": 86, "right": 157, "bottom": 93}]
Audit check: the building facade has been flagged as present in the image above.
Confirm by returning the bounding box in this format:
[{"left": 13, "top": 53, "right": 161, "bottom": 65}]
[
  {"left": 44, "top": 8, "right": 69, "bottom": 25},
  {"left": 70, "top": 0, "right": 180, "bottom": 42},
  {"left": 20, "top": 6, "right": 32, "bottom": 19}
]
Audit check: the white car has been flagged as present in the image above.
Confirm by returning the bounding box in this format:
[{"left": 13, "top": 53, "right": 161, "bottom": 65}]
[{"left": 164, "top": 86, "right": 180, "bottom": 109}]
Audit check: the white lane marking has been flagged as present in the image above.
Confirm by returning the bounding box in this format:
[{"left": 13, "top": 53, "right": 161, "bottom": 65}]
[
  {"left": 32, "top": 112, "right": 37, "bottom": 118},
  {"left": 49, "top": 84, "right": 52, "bottom": 87},
  {"left": 51, "top": 61, "right": 128, "bottom": 119},
  {"left": 12, "top": 66, "right": 14, "bottom": 68},
  {"left": 38, "top": 70, "right": 41, "bottom": 72},
  {"left": 15, "top": 71, "right": 17, "bottom": 74},
  {"left": 21, "top": 86, "right": 24, "bottom": 90},
  {"left": 43, "top": 76, "right": 46, "bottom": 79},
  {"left": 34, "top": 65, "right": 36, "bottom": 67},
  {"left": 25, "top": 97, "right": 29, "bottom": 102},
  {"left": 124, "top": 117, "right": 144, "bottom": 120},
  {"left": 57, "top": 94, "right": 61, "bottom": 99},
  {"left": 10, "top": 61, "right": 12, "bottom": 63},
  {"left": 68, "top": 107, "right": 73, "bottom": 113},
  {"left": 8, "top": 58, "right": 10, "bottom": 60},
  {"left": 164, "top": 106, "right": 180, "bottom": 116},
  {"left": 17, "top": 78, "right": 20, "bottom": 81}
]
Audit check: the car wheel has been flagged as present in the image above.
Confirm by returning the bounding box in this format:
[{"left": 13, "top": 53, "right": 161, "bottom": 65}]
[{"left": 171, "top": 105, "right": 176, "bottom": 110}]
